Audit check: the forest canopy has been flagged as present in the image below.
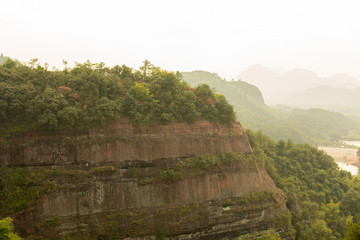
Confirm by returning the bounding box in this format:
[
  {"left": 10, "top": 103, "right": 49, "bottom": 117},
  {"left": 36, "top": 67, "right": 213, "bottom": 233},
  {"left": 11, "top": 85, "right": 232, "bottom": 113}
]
[
  {"left": 0, "top": 59, "right": 236, "bottom": 132},
  {"left": 247, "top": 130, "right": 360, "bottom": 239}
]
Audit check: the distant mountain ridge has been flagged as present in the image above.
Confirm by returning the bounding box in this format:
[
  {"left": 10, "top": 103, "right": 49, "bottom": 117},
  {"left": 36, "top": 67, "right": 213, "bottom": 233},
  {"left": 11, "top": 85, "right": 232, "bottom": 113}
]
[
  {"left": 238, "top": 64, "right": 360, "bottom": 105},
  {"left": 281, "top": 85, "right": 360, "bottom": 114}
]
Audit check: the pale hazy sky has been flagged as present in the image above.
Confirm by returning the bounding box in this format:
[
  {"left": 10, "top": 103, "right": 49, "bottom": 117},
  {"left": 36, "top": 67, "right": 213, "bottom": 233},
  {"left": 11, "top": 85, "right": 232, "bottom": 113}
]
[{"left": 1, "top": 0, "right": 360, "bottom": 79}]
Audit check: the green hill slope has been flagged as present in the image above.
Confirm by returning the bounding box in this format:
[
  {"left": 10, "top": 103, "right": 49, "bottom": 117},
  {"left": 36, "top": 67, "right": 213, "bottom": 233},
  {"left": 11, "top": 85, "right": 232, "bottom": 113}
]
[
  {"left": 182, "top": 71, "right": 274, "bottom": 129},
  {"left": 182, "top": 71, "right": 358, "bottom": 144},
  {"left": 248, "top": 130, "right": 360, "bottom": 240}
]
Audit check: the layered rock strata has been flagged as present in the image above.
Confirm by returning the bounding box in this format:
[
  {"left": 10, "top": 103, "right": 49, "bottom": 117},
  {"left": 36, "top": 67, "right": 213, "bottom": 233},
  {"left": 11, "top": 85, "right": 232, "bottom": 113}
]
[
  {"left": 0, "top": 120, "right": 292, "bottom": 239},
  {"left": 0, "top": 120, "right": 251, "bottom": 167}
]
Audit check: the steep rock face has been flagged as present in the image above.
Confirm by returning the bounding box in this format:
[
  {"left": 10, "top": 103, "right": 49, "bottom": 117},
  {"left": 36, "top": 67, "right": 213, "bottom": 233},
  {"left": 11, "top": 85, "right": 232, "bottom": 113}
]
[
  {"left": 0, "top": 120, "right": 292, "bottom": 239},
  {"left": 24, "top": 167, "right": 288, "bottom": 239},
  {"left": 0, "top": 120, "right": 252, "bottom": 167}
]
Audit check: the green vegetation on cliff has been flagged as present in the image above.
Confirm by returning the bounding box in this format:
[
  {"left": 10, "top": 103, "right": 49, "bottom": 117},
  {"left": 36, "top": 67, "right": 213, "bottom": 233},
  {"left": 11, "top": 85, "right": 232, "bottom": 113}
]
[
  {"left": 182, "top": 71, "right": 357, "bottom": 144},
  {"left": 247, "top": 130, "right": 360, "bottom": 239},
  {"left": 0, "top": 152, "right": 281, "bottom": 239},
  {"left": 0, "top": 217, "right": 23, "bottom": 240},
  {"left": 0, "top": 59, "right": 235, "bottom": 133}
]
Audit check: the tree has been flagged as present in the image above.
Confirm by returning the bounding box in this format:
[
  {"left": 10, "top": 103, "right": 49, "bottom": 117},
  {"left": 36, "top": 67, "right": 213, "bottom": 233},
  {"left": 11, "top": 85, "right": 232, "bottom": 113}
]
[
  {"left": 26, "top": 87, "right": 69, "bottom": 129},
  {"left": 0, "top": 217, "right": 23, "bottom": 240},
  {"left": 323, "top": 200, "right": 347, "bottom": 237},
  {"left": 140, "top": 59, "right": 153, "bottom": 77},
  {"left": 238, "top": 229, "right": 281, "bottom": 240},
  {"left": 57, "top": 106, "right": 83, "bottom": 128},
  {"left": 215, "top": 94, "right": 235, "bottom": 124},
  {"left": 297, "top": 219, "right": 335, "bottom": 240},
  {"left": 341, "top": 189, "right": 360, "bottom": 216},
  {"left": 345, "top": 216, "right": 360, "bottom": 240}
]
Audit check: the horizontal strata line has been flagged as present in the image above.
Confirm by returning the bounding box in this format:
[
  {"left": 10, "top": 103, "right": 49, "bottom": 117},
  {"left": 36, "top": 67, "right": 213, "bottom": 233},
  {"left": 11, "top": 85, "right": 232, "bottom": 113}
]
[{"left": 7, "top": 134, "right": 246, "bottom": 146}]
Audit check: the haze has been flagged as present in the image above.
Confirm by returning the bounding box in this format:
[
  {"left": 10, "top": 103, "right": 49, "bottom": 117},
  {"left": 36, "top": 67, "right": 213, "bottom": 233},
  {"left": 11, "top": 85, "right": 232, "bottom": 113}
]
[{"left": 2, "top": 0, "right": 360, "bottom": 80}]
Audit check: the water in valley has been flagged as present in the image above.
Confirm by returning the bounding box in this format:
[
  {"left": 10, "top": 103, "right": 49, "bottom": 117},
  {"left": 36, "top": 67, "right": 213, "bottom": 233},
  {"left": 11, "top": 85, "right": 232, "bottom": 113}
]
[
  {"left": 318, "top": 144, "right": 359, "bottom": 176},
  {"left": 336, "top": 162, "right": 359, "bottom": 175}
]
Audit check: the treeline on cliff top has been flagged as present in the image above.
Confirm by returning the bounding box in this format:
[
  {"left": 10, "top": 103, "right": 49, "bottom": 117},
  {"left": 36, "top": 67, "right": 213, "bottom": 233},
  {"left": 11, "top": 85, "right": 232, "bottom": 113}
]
[
  {"left": 0, "top": 53, "right": 9, "bottom": 65},
  {"left": 0, "top": 59, "right": 236, "bottom": 132},
  {"left": 182, "top": 70, "right": 358, "bottom": 144},
  {"left": 248, "top": 130, "right": 360, "bottom": 240}
]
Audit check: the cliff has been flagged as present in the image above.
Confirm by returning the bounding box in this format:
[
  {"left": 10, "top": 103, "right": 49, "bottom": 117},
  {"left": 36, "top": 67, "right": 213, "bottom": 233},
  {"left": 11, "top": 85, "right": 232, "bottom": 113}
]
[
  {"left": 0, "top": 120, "right": 251, "bottom": 167},
  {"left": 0, "top": 120, "right": 292, "bottom": 239}
]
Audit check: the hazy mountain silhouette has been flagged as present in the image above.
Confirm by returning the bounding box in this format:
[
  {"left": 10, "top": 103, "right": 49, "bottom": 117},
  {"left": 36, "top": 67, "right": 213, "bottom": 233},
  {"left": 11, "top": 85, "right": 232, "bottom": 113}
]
[
  {"left": 238, "top": 65, "right": 360, "bottom": 108},
  {"left": 323, "top": 73, "right": 360, "bottom": 88},
  {"left": 238, "top": 65, "right": 280, "bottom": 102},
  {"left": 284, "top": 86, "right": 356, "bottom": 106}
]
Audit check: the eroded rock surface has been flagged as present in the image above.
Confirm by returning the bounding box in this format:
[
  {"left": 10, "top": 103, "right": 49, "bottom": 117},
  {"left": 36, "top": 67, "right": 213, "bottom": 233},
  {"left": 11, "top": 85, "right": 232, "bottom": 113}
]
[
  {"left": 0, "top": 120, "right": 252, "bottom": 167},
  {"left": 0, "top": 120, "right": 292, "bottom": 239}
]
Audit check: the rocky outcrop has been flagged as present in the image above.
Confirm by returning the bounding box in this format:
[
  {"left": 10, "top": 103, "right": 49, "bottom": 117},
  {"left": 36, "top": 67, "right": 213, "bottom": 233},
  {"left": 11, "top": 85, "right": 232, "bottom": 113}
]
[
  {"left": 0, "top": 120, "right": 252, "bottom": 167},
  {"left": 0, "top": 120, "right": 292, "bottom": 239}
]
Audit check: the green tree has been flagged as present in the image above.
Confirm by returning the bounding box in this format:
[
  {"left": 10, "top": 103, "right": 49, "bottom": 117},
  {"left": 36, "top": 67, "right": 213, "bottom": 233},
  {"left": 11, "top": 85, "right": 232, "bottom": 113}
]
[
  {"left": 140, "top": 59, "right": 154, "bottom": 77},
  {"left": 345, "top": 216, "right": 360, "bottom": 240},
  {"left": 0, "top": 58, "right": 236, "bottom": 132},
  {"left": 0, "top": 217, "right": 23, "bottom": 240},
  {"left": 26, "top": 86, "right": 69, "bottom": 129},
  {"left": 341, "top": 189, "right": 360, "bottom": 216},
  {"left": 57, "top": 106, "right": 83, "bottom": 129},
  {"left": 323, "top": 200, "right": 347, "bottom": 238},
  {"left": 297, "top": 219, "right": 335, "bottom": 240},
  {"left": 258, "top": 229, "right": 281, "bottom": 240},
  {"left": 215, "top": 94, "right": 236, "bottom": 124}
]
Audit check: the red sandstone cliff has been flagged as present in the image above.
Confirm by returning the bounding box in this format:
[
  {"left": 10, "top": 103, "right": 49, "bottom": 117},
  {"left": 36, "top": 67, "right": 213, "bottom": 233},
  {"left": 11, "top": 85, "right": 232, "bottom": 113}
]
[
  {"left": 0, "top": 120, "right": 292, "bottom": 239},
  {"left": 0, "top": 120, "right": 252, "bottom": 167}
]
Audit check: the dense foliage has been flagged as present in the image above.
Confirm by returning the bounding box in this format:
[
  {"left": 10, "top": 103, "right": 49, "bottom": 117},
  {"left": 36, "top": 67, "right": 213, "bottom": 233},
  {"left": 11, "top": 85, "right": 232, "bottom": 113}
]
[
  {"left": 182, "top": 70, "right": 358, "bottom": 144},
  {"left": 0, "top": 167, "right": 54, "bottom": 215},
  {"left": 0, "top": 217, "right": 23, "bottom": 240},
  {"left": 0, "top": 59, "right": 235, "bottom": 132},
  {"left": 247, "top": 130, "right": 360, "bottom": 239}
]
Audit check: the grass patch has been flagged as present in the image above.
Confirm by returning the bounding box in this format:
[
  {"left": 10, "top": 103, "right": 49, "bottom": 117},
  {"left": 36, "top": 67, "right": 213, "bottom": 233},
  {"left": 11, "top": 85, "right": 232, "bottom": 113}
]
[
  {"left": 178, "top": 152, "right": 258, "bottom": 174},
  {"left": 127, "top": 166, "right": 141, "bottom": 177},
  {"left": 157, "top": 152, "right": 260, "bottom": 182},
  {"left": 0, "top": 165, "right": 116, "bottom": 215},
  {"left": 161, "top": 169, "right": 183, "bottom": 182},
  {"left": 238, "top": 190, "right": 277, "bottom": 204},
  {"left": 40, "top": 216, "right": 62, "bottom": 228},
  {"left": 219, "top": 190, "right": 277, "bottom": 207},
  {"left": 89, "top": 166, "right": 115, "bottom": 175},
  {"left": 0, "top": 167, "right": 55, "bottom": 215}
]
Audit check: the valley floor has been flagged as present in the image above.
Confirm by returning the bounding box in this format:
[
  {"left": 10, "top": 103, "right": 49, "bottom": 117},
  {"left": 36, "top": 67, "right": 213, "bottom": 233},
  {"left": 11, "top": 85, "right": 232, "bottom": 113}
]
[{"left": 318, "top": 146, "right": 359, "bottom": 175}]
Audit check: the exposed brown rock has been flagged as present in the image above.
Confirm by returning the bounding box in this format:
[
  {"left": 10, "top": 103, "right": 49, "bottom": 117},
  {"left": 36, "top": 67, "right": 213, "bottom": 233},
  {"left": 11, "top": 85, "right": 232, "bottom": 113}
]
[
  {"left": 0, "top": 120, "right": 292, "bottom": 239},
  {"left": 0, "top": 120, "right": 252, "bottom": 167}
]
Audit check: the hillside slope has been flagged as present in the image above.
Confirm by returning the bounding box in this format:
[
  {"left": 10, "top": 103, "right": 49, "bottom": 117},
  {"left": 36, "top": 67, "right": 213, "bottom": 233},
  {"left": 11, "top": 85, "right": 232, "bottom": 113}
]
[
  {"left": 182, "top": 71, "right": 357, "bottom": 144},
  {"left": 182, "top": 70, "right": 274, "bottom": 130}
]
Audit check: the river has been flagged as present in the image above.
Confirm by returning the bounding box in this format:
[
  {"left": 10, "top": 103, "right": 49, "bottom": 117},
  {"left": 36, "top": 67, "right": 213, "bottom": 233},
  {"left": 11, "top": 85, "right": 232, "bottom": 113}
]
[
  {"left": 336, "top": 162, "right": 359, "bottom": 175},
  {"left": 318, "top": 144, "right": 359, "bottom": 176},
  {"left": 341, "top": 140, "right": 360, "bottom": 148}
]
